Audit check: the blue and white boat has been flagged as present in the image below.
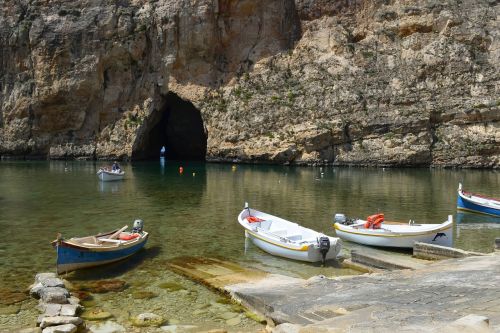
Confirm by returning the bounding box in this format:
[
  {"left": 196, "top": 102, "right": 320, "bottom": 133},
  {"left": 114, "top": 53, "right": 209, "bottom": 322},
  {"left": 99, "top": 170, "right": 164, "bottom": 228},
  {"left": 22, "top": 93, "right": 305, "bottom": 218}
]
[
  {"left": 52, "top": 220, "right": 148, "bottom": 274},
  {"left": 457, "top": 183, "right": 500, "bottom": 217}
]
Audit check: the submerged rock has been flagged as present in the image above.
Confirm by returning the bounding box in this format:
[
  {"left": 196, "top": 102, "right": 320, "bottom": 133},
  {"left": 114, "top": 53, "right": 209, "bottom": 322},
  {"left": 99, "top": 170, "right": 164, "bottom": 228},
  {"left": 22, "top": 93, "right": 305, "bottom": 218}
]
[
  {"left": 131, "top": 290, "right": 158, "bottom": 299},
  {"left": 226, "top": 316, "right": 241, "bottom": 326},
  {"left": 0, "top": 288, "right": 29, "bottom": 305},
  {"left": 88, "top": 321, "right": 126, "bottom": 333},
  {"left": 130, "top": 312, "right": 165, "bottom": 327},
  {"left": 81, "top": 309, "right": 113, "bottom": 321},
  {"left": 158, "top": 282, "right": 185, "bottom": 292},
  {"left": 73, "top": 280, "right": 127, "bottom": 293},
  {"left": 0, "top": 304, "right": 21, "bottom": 315}
]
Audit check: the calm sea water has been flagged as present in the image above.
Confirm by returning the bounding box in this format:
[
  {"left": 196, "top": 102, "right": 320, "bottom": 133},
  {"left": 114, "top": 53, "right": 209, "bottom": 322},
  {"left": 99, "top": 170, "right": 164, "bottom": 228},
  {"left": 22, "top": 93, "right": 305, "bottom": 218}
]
[{"left": 0, "top": 161, "right": 499, "bottom": 330}]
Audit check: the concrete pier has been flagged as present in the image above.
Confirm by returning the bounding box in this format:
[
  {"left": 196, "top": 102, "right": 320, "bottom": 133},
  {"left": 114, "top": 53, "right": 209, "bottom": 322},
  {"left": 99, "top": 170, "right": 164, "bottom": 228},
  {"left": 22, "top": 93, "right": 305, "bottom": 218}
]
[{"left": 169, "top": 253, "right": 500, "bottom": 332}]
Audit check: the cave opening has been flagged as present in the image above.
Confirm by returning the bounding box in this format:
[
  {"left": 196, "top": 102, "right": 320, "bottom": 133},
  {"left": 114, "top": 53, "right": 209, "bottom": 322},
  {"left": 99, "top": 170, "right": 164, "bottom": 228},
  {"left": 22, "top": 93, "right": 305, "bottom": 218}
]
[{"left": 133, "top": 92, "right": 207, "bottom": 160}]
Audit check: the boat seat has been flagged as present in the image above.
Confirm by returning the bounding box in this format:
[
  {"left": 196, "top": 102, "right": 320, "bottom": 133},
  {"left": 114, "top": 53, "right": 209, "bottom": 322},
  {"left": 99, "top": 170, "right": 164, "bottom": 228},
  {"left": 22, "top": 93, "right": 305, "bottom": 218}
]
[
  {"left": 269, "top": 229, "right": 287, "bottom": 237},
  {"left": 259, "top": 220, "right": 272, "bottom": 230},
  {"left": 99, "top": 238, "right": 123, "bottom": 243},
  {"left": 287, "top": 234, "right": 302, "bottom": 241}
]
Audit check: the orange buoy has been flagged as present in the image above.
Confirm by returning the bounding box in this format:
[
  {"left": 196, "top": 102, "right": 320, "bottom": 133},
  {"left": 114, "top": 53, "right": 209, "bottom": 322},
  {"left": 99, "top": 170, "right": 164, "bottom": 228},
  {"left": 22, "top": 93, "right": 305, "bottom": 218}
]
[{"left": 179, "top": 166, "right": 184, "bottom": 174}]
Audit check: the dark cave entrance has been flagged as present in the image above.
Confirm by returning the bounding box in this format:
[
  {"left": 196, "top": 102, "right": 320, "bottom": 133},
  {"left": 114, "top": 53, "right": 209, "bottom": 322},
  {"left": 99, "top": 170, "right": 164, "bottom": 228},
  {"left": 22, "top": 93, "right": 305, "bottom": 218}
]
[{"left": 133, "top": 92, "right": 207, "bottom": 160}]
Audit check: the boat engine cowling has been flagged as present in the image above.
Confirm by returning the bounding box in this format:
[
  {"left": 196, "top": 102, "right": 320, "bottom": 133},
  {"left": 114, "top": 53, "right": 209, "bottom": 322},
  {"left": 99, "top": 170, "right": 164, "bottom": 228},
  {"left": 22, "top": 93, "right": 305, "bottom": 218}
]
[
  {"left": 133, "top": 219, "right": 144, "bottom": 233},
  {"left": 334, "top": 214, "right": 346, "bottom": 224},
  {"left": 318, "top": 236, "right": 330, "bottom": 264}
]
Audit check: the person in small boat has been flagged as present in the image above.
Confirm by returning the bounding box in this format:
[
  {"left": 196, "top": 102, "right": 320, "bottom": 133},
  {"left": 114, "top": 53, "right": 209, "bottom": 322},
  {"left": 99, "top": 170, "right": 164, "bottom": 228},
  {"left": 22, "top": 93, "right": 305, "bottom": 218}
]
[{"left": 111, "top": 161, "right": 121, "bottom": 172}]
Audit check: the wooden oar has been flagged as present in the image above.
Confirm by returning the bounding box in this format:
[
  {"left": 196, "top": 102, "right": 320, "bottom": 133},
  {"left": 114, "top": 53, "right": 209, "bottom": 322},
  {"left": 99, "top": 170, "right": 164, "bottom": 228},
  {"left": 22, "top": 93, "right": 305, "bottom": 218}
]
[{"left": 108, "top": 225, "right": 128, "bottom": 240}]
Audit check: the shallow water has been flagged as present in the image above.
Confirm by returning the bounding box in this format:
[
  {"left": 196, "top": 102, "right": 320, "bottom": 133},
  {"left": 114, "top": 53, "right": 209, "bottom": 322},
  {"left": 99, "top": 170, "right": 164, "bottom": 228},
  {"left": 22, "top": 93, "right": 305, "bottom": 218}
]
[{"left": 0, "top": 161, "right": 499, "bottom": 330}]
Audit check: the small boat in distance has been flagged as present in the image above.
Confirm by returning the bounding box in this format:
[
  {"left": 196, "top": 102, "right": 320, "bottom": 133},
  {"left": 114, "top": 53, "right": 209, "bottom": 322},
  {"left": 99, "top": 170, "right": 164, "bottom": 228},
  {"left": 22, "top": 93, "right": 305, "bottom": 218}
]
[
  {"left": 52, "top": 220, "right": 148, "bottom": 274},
  {"left": 97, "top": 168, "right": 125, "bottom": 181},
  {"left": 333, "top": 213, "right": 453, "bottom": 248},
  {"left": 238, "top": 204, "right": 342, "bottom": 264},
  {"left": 457, "top": 183, "right": 500, "bottom": 217}
]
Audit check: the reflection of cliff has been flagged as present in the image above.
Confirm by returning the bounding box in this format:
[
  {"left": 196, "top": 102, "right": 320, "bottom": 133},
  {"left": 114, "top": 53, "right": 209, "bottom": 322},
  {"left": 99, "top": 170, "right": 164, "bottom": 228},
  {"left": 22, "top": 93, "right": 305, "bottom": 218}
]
[{"left": 0, "top": 0, "right": 498, "bottom": 167}]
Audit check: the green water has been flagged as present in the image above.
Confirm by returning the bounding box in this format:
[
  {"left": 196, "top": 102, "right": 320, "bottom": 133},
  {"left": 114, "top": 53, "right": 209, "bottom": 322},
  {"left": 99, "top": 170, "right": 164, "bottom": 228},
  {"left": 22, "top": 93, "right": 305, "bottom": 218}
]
[{"left": 0, "top": 161, "right": 499, "bottom": 330}]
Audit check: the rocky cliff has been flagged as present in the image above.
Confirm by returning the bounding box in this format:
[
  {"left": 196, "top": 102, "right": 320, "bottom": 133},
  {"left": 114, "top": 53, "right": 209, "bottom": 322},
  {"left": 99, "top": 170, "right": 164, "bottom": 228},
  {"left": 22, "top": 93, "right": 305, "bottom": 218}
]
[{"left": 1, "top": 0, "right": 498, "bottom": 167}]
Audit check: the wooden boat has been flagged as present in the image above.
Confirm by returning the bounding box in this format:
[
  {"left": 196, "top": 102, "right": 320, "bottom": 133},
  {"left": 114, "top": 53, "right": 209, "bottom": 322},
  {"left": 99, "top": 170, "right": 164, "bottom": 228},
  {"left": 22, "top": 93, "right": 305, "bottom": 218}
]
[
  {"left": 97, "top": 168, "right": 125, "bottom": 181},
  {"left": 52, "top": 220, "right": 148, "bottom": 274},
  {"left": 238, "top": 204, "right": 342, "bottom": 263},
  {"left": 333, "top": 213, "right": 453, "bottom": 248},
  {"left": 457, "top": 183, "right": 500, "bottom": 217}
]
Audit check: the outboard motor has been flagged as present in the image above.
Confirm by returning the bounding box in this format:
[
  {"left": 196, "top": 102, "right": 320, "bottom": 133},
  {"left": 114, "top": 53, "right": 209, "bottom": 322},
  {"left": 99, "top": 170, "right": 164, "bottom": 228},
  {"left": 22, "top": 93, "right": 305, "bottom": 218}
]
[
  {"left": 132, "top": 219, "right": 144, "bottom": 233},
  {"left": 318, "top": 236, "right": 331, "bottom": 265},
  {"left": 334, "top": 214, "right": 347, "bottom": 224}
]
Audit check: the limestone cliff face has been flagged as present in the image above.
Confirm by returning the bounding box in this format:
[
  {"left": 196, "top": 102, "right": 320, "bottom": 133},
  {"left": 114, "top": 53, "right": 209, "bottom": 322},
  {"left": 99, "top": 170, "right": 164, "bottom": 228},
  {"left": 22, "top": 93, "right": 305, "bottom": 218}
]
[{"left": 0, "top": 0, "right": 498, "bottom": 167}]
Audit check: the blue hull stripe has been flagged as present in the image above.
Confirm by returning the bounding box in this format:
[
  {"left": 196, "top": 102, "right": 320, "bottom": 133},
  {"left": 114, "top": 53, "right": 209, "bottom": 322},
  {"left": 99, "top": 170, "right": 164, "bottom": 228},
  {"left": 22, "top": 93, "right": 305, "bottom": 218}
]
[
  {"left": 56, "top": 240, "right": 147, "bottom": 266},
  {"left": 457, "top": 196, "right": 500, "bottom": 217}
]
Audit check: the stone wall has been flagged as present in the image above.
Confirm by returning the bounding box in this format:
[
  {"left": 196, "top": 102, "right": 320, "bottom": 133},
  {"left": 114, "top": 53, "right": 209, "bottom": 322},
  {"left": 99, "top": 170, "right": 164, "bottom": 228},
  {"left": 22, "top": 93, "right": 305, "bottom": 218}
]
[{"left": 1, "top": 0, "right": 498, "bottom": 167}]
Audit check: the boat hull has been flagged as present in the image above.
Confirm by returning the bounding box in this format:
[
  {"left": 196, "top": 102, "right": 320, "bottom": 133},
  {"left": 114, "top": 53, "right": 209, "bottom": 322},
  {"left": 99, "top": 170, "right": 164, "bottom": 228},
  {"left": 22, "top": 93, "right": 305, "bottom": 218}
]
[
  {"left": 334, "top": 216, "right": 453, "bottom": 248},
  {"left": 457, "top": 192, "right": 500, "bottom": 217},
  {"left": 246, "top": 230, "right": 339, "bottom": 262},
  {"left": 97, "top": 170, "right": 125, "bottom": 181},
  {"left": 56, "top": 235, "right": 147, "bottom": 274}
]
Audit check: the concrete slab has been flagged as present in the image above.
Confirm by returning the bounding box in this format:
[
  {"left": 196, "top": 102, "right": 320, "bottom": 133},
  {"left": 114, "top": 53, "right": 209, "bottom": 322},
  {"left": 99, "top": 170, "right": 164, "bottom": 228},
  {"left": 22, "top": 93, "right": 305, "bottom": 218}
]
[
  {"left": 168, "top": 254, "right": 500, "bottom": 332},
  {"left": 350, "top": 248, "right": 429, "bottom": 270}
]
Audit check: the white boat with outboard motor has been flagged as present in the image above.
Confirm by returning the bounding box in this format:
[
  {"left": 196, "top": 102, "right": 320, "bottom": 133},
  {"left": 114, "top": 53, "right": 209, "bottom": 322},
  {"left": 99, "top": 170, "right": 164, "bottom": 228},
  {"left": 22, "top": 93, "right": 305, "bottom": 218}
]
[
  {"left": 333, "top": 213, "right": 453, "bottom": 248},
  {"left": 97, "top": 168, "right": 125, "bottom": 181},
  {"left": 238, "top": 203, "right": 342, "bottom": 263}
]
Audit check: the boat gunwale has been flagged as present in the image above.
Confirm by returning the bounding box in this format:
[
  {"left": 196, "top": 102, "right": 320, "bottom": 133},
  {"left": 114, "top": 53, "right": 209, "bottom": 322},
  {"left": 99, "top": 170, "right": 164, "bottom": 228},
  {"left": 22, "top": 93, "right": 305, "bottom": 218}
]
[
  {"left": 333, "top": 220, "right": 452, "bottom": 238},
  {"left": 458, "top": 188, "right": 500, "bottom": 210},
  {"left": 53, "top": 230, "right": 149, "bottom": 251}
]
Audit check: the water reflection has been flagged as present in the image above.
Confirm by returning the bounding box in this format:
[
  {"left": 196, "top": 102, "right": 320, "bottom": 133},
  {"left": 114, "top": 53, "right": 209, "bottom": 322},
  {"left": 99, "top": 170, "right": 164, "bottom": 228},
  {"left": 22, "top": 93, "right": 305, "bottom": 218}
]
[
  {"left": 98, "top": 181, "right": 123, "bottom": 193},
  {"left": 160, "top": 156, "right": 165, "bottom": 173},
  {"left": 456, "top": 211, "right": 500, "bottom": 224}
]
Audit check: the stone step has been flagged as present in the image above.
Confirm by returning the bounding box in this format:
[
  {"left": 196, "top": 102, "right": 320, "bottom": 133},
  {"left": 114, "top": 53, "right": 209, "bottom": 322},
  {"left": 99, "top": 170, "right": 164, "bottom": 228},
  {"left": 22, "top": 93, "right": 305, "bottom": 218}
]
[
  {"left": 350, "top": 248, "right": 429, "bottom": 270},
  {"left": 413, "top": 242, "right": 487, "bottom": 260},
  {"left": 167, "top": 257, "right": 270, "bottom": 291}
]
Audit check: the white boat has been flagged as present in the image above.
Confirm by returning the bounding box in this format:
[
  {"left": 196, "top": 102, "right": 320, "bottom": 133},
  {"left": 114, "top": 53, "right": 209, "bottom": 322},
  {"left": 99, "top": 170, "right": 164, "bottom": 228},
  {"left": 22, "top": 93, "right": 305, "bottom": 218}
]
[
  {"left": 333, "top": 213, "right": 453, "bottom": 248},
  {"left": 238, "top": 204, "right": 342, "bottom": 263},
  {"left": 97, "top": 168, "right": 125, "bottom": 181}
]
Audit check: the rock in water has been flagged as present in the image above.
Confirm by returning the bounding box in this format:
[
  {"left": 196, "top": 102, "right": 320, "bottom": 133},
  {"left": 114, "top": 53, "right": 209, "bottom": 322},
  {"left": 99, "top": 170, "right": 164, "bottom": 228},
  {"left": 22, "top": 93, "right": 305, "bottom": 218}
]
[
  {"left": 39, "top": 287, "right": 70, "bottom": 304},
  {"left": 88, "top": 321, "right": 126, "bottom": 333},
  {"left": 130, "top": 312, "right": 165, "bottom": 327},
  {"left": 41, "top": 324, "right": 77, "bottom": 333},
  {"left": 40, "top": 316, "right": 82, "bottom": 329}
]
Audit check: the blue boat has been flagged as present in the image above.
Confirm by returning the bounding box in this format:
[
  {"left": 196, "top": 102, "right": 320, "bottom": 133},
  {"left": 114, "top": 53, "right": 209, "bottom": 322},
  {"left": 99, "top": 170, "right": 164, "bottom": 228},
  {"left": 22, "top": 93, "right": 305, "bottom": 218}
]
[
  {"left": 457, "top": 183, "right": 500, "bottom": 217},
  {"left": 52, "top": 221, "right": 148, "bottom": 274}
]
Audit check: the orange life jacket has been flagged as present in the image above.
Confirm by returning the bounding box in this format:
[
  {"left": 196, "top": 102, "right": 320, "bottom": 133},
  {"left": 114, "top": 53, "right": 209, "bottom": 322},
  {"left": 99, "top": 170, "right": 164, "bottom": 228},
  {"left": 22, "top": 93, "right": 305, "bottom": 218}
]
[{"left": 364, "top": 213, "right": 384, "bottom": 229}]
